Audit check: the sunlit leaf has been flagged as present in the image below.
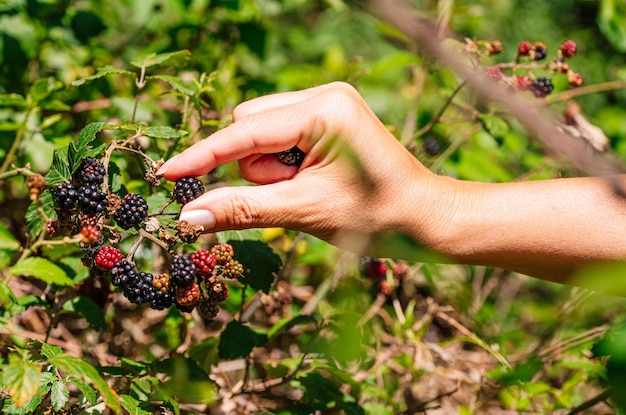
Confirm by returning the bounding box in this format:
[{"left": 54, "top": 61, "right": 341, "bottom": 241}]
[
  {"left": 130, "top": 50, "right": 191, "bottom": 69},
  {"left": 2, "top": 356, "right": 41, "bottom": 408},
  {"left": 71, "top": 66, "right": 136, "bottom": 87},
  {"left": 10, "top": 257, "right": 74, "bottom": 286}
]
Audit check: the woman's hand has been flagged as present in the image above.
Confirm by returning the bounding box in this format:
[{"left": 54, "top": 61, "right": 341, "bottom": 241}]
[{"left": 157, "top": 82, "right": 451, "bottom": 257}]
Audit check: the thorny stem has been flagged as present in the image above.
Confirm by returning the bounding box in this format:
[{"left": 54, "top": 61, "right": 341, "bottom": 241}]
[
  {"left": 566, "top": 389, "right": 612, "bottom": 415},
  {"left": 413, "top": 80, "right": 467, "bottom": 141},
  {"left": 0, "top": 165, "right": 38, "bottom": 181},
  {"left": 131, "top": 65, "right": 147, "bottom": 124}
]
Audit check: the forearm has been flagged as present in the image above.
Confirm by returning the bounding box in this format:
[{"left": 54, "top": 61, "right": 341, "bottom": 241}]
[{"left": 405, "top": 175, "right": 626, "bottom": 282}]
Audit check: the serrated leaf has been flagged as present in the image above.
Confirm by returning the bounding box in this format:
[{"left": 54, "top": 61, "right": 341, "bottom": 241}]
[
  {"left": 155, "top": 357, "right": 217, "bottom": 405},
  {"left": 62, "top": 296, "right": 106, "bottom": 330},
  {"left": 148, "top": 74, "right": 196, "bottom": 96},
  {"left": 478, "top": 114, "right": 509, "bottom": 139},
  {"left": 107, "top": 162, "right": 123, "bottom": 194},
  {"left": 142, "top": 125, "right": 184, "bottom": 139},
  {"left": 39, "top": 100, "right": 71, "bottom": 112},
  {"left": 47, "top": 353, "right": 121, "bottom": 414},
  {"left": 120, "top": 394, "right": 153, "bottom": 415},
  {"left": 130, "top": 50, "right": 191, "bottom": 69},
  {"left": 25, "top": 192, "right": 55, "bottom": 241},
  {"left": 40, "top": 342, "right": 64, "bottom": 359},
  {"left": 0, "top": 221, "right": 19, "bottom": 251},
  {"left": 10, "top": 257, "right": 74, "bottom": 286},
  {"left": 50, "top": 380, "right": 69, "bottom": 412},
  {"left": 0, "top": 93, "right": 27, "bottom": 108},
  {"left": 69, "top": 378, "right": 97, "bottom": 405},
  {"left": 218, "top": 320, "right": 268, "bottom": 359},
  {"left": 1, "top": 385, "right": 48, "bottom": 415},
  {"left": 218, "top": 230, "right": 281, "bottom": 293},
  {"left": 71, "top": 66, "right": 136, "bottom": 87},
  {"left": 69, "top": 122, "right": 106, "bottom": 174},
  {"left": 2, "top": 356, "right": 41, "bottom": 408},
  {"left": 45, "top": 146, "right": 71, "bottom": 186},
  {"left": 268, "top": 315, "right": 318, "bottom": 339},
  {"left": 28, "top": 77, "right": 62, "bottom": 104}
]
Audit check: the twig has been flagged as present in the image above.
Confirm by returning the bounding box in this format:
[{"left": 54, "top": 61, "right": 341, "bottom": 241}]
[
  {"left": 567, "top": 389, "right": 612, "bottom": 415},
  {"left": 413, "top": 80, "right": 468, "bottom": 140}
]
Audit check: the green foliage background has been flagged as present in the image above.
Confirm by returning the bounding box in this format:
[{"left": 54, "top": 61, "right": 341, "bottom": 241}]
[{"left": 2, "top": 0, "right": 626, "bottom": 414}]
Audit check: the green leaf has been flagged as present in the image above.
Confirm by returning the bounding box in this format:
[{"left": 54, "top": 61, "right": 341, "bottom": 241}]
[
  {"left": 120, "top": 394, "right": 153, "bottom": 415},
  {"left": 71, "top": 65, "right": 136, "bottom": 87},
  {"left": 218, "top": 320, "right": 268, "bottom": 359},
  {"left": 478, "top": 114, "right": 509, "bottom": 139},
  {"left": 69, "top": 122, "right": 106, "bottom": 174},
  {"left": 40, "top": 113, "right": 63, "bottom": 130},
  {"left": 47, "top": 353, "right": 121, "bottom": 414},
  {"left": 69, "top": 378, "right": 97, "bottom": 405},
  {"left": 10, "top": 257, "right": 74, "bottom": 286},
  {"left": 268, "top": 315, "right": 318, "bottom": 339},
  {"left": 50, "top": 380, "right": 69, "bottom": 412},
  {"left": 0, "top": 221, "right": 19, "bottom": 251},
  {"left": 130, "top": 50, "right": 191, "bottom": 69},
  {"left": 40, "top": 342, "right": 64, "bottom": 359},
  {"left": 155, "top": 357, "right": 218, "bottom": 405},
  {"left": 219, "top": 230, "right": 282, "bottom": 293},
  {"left": 2, "top": 355, "right": 41, "bottom": 408},
  {"left": 39, "top": 100, "right": 71, "bottom": 112},
  {"left": 45, "top": 146, "right": 71, "bottom": 186},
  {"left": 28, "top": 77, "right": 62, "bottom": 104},
  {"left": 148, "top": 74, "right": 196, "bottom": 96},
  {"left": 188, "top": 337, "right": 220, "bottom": 374},
  {"left": 0, "top": 93, "right": 27, "bottom": 108},
  {"left": 599, "top": 0, "right": 626, "bottom": 53},
  {"left": 25, "top": 191, "right": 55, "bottom": 242},
  {"left": 142, "top": 125, "right": 185, "bottom": 139},
  {"left": 107, "top": 162, "right": 123, "bottom": 194},
  {"left": 62, "top": 296, "right": 106, "bottom": 330}
]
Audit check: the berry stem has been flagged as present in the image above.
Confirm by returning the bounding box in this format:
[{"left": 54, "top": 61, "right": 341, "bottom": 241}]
[
  {"left": 544, "top": 79, "right": 626, "bottom": 104},
  {"left": 0, "top": 165, "right": 38, "bottom": 181},
  {"left": 0, "top": 106, "right": 35, "bottom": 175},
  {"left": 413, "top": 80, "right": 467, "bottom": 141}
]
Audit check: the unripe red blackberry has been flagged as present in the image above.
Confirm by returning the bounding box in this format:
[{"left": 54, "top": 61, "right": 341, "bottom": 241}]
[
  {"left": 80, "top": 225, "right": 101, "bottom": 244},
  {"left": 359, "top": 256, "right": 387, "bottom": 281},
  {"left": 529, "top": 76, "right": 554, "bottom": 98},
  {"left": 517, "top": 75, "right": 532, "bottom": 90},
  {"left": 75, "top": 157, "right": 106, "bottom": 186},
  {"left": 191, "top": 249, "right": 217, "bottom": 278},
  {"left": 52, "top": 183, "right": 78, "bottom": 210},
  {"left": 95, "top": 246, "right": 124, "bottom": 270},
  {"left": 169, "top": 254, "right": 197, "bottom": 287},
  {"left": 568, "top": 71, "right": 584, "bottom": 87},
  {"left": 560, "top": 39, "right": 577, "bottom": 58},
  {"left": 484, "top": 66, "right": 503, "bottom": 81},
  {"left": 275, "top": 146, "right": 306, "bottom": 167},
  {"left": 517, "top": 41, "right": 532, "bottom": 56},
  {"left": 77, "top": 185, "right": 109, "bottom": 215},
  {"left": 173, "top": 176, "right": 204, "bottom": 205},
  {"left": 176, "top": 281, "right": 202, "bottom": 308},
  {"left": 114, "top": 193, "right": 148, "bottom": 229},
  {"left": 211, "top": 243, "right": 234, "bottom": 264},
  {"left": 47, "top": 220, "right": 60, "bottom": 237}
]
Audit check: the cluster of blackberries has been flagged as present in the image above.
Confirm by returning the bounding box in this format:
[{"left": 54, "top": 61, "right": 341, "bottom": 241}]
[
  {"left": 51, "top": 157, "right": 109, "bottom": 215},
  {"left": 359, "top": 257, "right": 409, "bottom": 298},
  {"left": 529, "top": 77, "right": 554, "bottom": 98},
  {"left": 95, "top": 243, "right": 242, "bottom": 317},
  {"left": 113, "top": 193, "right": 149, "bottom": 230}
]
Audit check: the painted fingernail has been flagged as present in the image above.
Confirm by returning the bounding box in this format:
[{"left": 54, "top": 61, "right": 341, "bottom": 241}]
[
  {"left": 179, "top": 210, "right": 215, "bottom": 230},
  {"left": 156, "top": 154, "right": 180, "bottom": 176}
]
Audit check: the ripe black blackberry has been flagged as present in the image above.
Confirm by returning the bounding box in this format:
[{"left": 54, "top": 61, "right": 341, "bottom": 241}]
[
  {"left": 123, "top": 272, "right": 155, "bottom": 305},
  {"left": 146, "top": 284, "right": 176, "bottom": 310},
  {"left": 529, "top": 77, "right": 554, "bottom": 98},
  {"left": 77, "top": 185, "right": 109, "bottom": 214},
  {"left": 533, "top": 42, "right": 547, "bottom": 60},
  {"left": 169, "top": 254, "right": 197, "bottom": 287},
  {"left": 197, "top": 298, "right": 219, "bottom": 319},
  {"left": 110, "top": 259, "right": 138, "bottom": 290},
  {"left": 275, "top": 146, "right": 306, "bottom": 167},
  {"left": 422, "top": 136, "right": 441, "bottom": 156},
  {"left": 75, "top": 157, "right": 105, "bottom": 186},
  {"left": 52, "top": 183, "right": 78, "bottom": 210},
  {"left": 114, "top": 193, "right": 149, "bottom": 229},
  {"left": 173, "top": 177, "right": 204, "bottom": 205}
]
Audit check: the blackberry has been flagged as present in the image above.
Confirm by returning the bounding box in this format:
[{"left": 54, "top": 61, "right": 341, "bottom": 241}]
[
  {"left": 147, "top": 284, "right": 175, "bottom": 310},
  {"left": 191, "top": 249, "right": 217, "bottom": 278},
  {"left": 197, "top": 299, "right": 219, "bottom": 320},
  {"left": 52, "top": 183, "right": 78, "bottom": 210},
  {"left": 275, "top": 146, "right": 306, "bottom": 167},
  {"left": 529, "top": 77, "right": 554, "bottom": 98},
  {"left": 77, "top": 185, "right": 109, "bottom": 214},
  {"left": 533, "top": 42, "right": 547, "bottom": 60},
  {"left": 173, "top": 177, "right": 204, "bottom": 205},
  {"left": 560, "top": 39, "right": 577, "bottom": 58},
  {"left": 152, "top": 273, "right": 171, "bottom": 293},
  {"left": 75, "top": 157, "right": 105, "bottom": 186},
  {"left": 422, "top": 137, "right": 441, "bottom": 156},
  {"left": 484, "top": 66, "right": 503, "bottom": 81},
  {"left": 207, "top": 279, "right": 229, "bottom": 303},
  {"left": 359, "top": 256, "right": 387, "bottom": 281},
  {"left": 169, "top": 254, "right": 197, "bottom": 287},
  {"left": 110, "top": 259, "right": 138, "bottom": 290},
  {"left": 176, "top": 281, "right": 202, "bottom": 308},
  {"left": 517, "top": 41, "right": 532, "bottom": 56},
  {"left": 114, "top": 193, "right": 148, "bottom": 229},
  {"left": 123, "top": 272, "right": 154, "bottom": 305},
  {"left": 211, "top": 243, "right": 234, "bottom": 264},
  {"left": 217, "top": 259, "right": 244, "bottom": 280},
  {"left": 95, "top": 246, "right": 124, "bottom": 270}
]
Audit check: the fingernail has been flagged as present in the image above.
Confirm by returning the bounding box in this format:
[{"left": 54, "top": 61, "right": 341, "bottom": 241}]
[
  {"left": 179, "top": 210, "right": 215, "bottom": 230},
  {"left": 156, "top": 154, "right": 180, "bottom": 176}
]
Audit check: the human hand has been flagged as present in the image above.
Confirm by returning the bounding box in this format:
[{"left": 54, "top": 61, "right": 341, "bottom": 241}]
[{"left": 157, "top": 82, "right": 450, "bottom": 257}]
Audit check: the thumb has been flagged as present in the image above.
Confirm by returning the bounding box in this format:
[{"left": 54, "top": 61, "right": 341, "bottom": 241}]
[{"left": 177, "top": 177, "right": 324, "bottom": 233}]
